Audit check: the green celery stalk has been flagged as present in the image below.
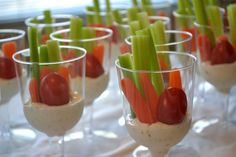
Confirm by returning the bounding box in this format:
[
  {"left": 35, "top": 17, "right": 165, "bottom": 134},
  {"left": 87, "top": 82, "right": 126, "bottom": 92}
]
[
  {"left": 192, "top": 0, "right": 215, "bottom": 46},
  {"left": 227, "top": 4, "right": 236, "bottom": 45},
  {"left": 43, "top": 9, "right": 53, "bottom": 35},
  {"left": 141, "top": 0, "right": 151, "bottom": 6},
  {"left": 106, "top": 12, "right": 113, "bottom": 26},
  {"left": 86, "top": 6, "right": 95, "bottom": 11},
  {"left": 93, "top": 0, "right": 100, "bottom": 12},
  {"left": 129, "top": 21, "right": 141, "bottom": 35},
  {"left": 69, "top": 16, "right": 83, "bottom": 47},
  {"left": 142, "top": 5, "right": 154, "bottom": 16},
  {"left": 207, "top": 0, "right": 219, "bottom": 6},
  {"left": 81, "top": 27, "right": 96, "bottom": 53},
  {"left": 132, "top": 0, "right": 138, "bottom": 7},
  {"left": 94, "top": 12, "right": 102, "bottom": 24},
  {"left": 31, "top": 17, "right": 39, "bottom": 24},
  {"left": 127, "top": 7, "right": 139, "bottom": 22},
  {"left": 28, "top": 27, "right": 40, "bottom": 79},
  {"left": 112, "top": 10, "right": 127, "bottom": 40},
  {"left": 112, "top": 10, "right": 123, "bottom": 24},
  {"left": 86, "top": 14, "right": 95, "bottom": 25},
  {"left": 185, "top": 0, "right": 194, "bottom": 15},
  {"left": 135, "top": 28, "right": 164, "bottom": 95},
  {"left": 176, "top": 0, "right": 189, "bottom": 28},
  {"left": 46, "top": 40, "right": 61, "bottom": 64},
  {"left": 39, "top": 45, "right": 49, "bottom": 63},
  {"left": 207, "top": 6, "right": 224, "bottom": 39},
  {"left": 105, "top": 0, "right": 111, "bottom": 12},
  {"left": 137, "top": 12, "right": 150, "bottom": 29},
  {"left": 150, "top": 20, "right": 170, "bottom": 68}
]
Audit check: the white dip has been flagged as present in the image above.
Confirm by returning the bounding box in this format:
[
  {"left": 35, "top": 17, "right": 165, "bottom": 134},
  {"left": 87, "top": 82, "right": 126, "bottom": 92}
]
[
  {"left": 0, "top": 78, "right": 18, "bottom": 104},
  {"left": 200, "top": 61, "right": 236, "bottom": 93},
  {"left": 126, "top": 115, "right": 191, "bottom": 156},
  {"left": 24, "top": 96, "right": 84, "bottom": 137}
]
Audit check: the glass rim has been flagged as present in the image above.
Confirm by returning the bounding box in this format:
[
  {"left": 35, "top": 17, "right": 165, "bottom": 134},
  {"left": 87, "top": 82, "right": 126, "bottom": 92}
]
[
  {"left": 0, "top": 29, "right": 25, "bottom": 43},
  {"left": 125, "top": 30, "right": 192, "bottom": 47},
  {"left": 50, "top": 27, "right": 113, "bottom": 42},
  {"left": 115, "top": 51, "right": 197, "bottom": 73},
  {"left": 114, "top": 16, "right": 170, "bottom": 28},
  {"left": 13, "top": 45, "right": 86, "bottom": 66},
  {"left": 172, "top": 11, "right": 195, "bottom": 19},
  {"left": 193, "top": 21, "right": 231, "bottom": 29},
  {"left": 25, "top": 14, "right": 72, "bottom": 28}
]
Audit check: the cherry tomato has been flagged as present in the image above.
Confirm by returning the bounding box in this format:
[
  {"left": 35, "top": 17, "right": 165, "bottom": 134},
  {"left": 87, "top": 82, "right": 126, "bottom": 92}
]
[
  {"left": 157, "top": 87, "right": 187, "bottom": 125},
  {"left": 40, "top": 72, "right": 70, "bottom": 106},
  {"left": 0, "top": 57, "right": 16, "bottom": 79}
]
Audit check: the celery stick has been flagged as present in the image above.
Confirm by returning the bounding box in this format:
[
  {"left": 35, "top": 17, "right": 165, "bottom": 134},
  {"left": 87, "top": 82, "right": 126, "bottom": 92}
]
[
  {"left": 94, "top": 12, "right": 102, "bottom": 24},
  {"left": 185, "top": 0, "right": 194, "bottom": 15},
  {"left": 150, "top": 21, "right": 170, "bottom": 68},
  {"left": 142, "top": 5, "right": 154, "bottom": 16},
  {"left": 39, "top": 45, "right": 49, "bottom": 63},
  {"left": 207, "top": 6, "right": 224, "bottom": 39},
  {"left": 137, "top": 12, "right": 150, "bottom": 29},
  {"left": 43, "top": 9, "right": 53, "bottom": 35},
  {"left": 227, "top": 4, "right": 236, "bottom": 45},
  {"left": 141, "top": 0, "right": 151, "bottom": 6},
  {"left": 118, "top": 53, "right": 136, "bottom": 118},
  {"left": 46, "top": 40, "right": 61, "bottom": 64},
  {"left": 93, "top": 0, "right": 100, "bottom": 12},
  {"left": 86, "top": 6, "right": 95, "bottom": 11},
  {"left": 127, "top": 7, "right": 139, "bottom": 22},
  {"left": 129, "top": 21, "right": 141, "bottom": 35},
  {"left": 135, "top": 28, "right": 164, "bottom": 95},
  {"left": 208, "top": 0, "right": 218, "bottom": 6},
  {"left": 106, "top": 12, "right": 113, "bottom": 26},
  {"left": 177, "top": 0, "right": 187, "bottom": 15},
  {"left": 105, "top": 0, "right": 111, "bottom": 12},
  {"left": 28, "top": 27, "right": 40, "bottom": 79},
  {"left": 69, "top": 16, "right": 83, "bottom": 47},
  {"left": 132, "top": 0, "right": 138, "bottom": 7},
  {"left": 86, "top": 14, "right": 94, "bottom": 25},
  {"left": 81, "top": 27, "right": 96, "bottom": 53},
  {"left": 31, "top": 17, "right": 39, "bottom": 24},
  {"left": 112, "top": 10, "right": 123, "bottom": 24}
]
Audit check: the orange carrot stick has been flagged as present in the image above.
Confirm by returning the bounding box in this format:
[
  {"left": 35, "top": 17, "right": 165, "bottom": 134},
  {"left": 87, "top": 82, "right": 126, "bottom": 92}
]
[
  {"left": 29, "top": 78, "right": 41, "bottom": 103},
  {"left": 58, "top": 66, "right": 70, "bottom": 83},
  {"left": 139, "top": 73, "right": 158, "bottom": 122},
  {"left": 2, "top": 41, "right": 17, "bottom": 60},
  {"left": 93, "top": 42, "right": 104, "bottom": 64},
  {"left": 169, "top": 69, "right": 182, "bottom": 89}
]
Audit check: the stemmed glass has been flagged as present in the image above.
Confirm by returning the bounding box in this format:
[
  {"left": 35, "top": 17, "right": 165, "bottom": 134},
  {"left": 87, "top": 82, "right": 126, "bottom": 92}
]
[
  {"left": 25, "top": 14, "right": 72, "bottom": 44},
  {"left": 116, "top": 51, "right": 197, "bottom": 157},
  {"left": 0, "top": 29, "right": 36, "bottom": 154},
  {"left": 193, "top": 22, "right": 236, "bottom": 138},
  {"left": 13, "top": 45, "right": 86, "bottom": 156},
  {"left": 51, "top": 27, "right": 121, "bottom": 155}
]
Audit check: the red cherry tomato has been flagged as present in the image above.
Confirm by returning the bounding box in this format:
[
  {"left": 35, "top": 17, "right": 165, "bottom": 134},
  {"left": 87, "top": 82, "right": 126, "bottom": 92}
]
[
  {"left": 157, "top": 87, "right": 187, "bottom": 125},
  {"left": 40, "top": 72, "right": 70, "bottom": 106},
  {"left": 0, "top": 57, "right": 16, "bottom": 79}
]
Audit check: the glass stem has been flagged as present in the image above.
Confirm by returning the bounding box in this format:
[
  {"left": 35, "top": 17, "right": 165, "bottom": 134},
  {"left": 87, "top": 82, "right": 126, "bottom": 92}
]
[
  {"left": 222, "top": 92, "right": 229, "bottom": 123},
  {"left": 0, "top": 100, "right": 11, "bottom": 140},
  {"left": 60, "top": 135, "right": 65, "bottom": 157},
  {"left": 83, "top": 103, "right": 94, "bottom": 138}
]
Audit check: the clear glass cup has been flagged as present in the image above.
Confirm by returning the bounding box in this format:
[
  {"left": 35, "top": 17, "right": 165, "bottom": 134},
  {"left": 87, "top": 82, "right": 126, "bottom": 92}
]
[
  {"left": 116, "top": 51, "right": 197, "bottom": 157},
  {"left": 193, "top": 22, "right": 236, "bottom": 138},
  {"left": 25, "top": 14, "right": 72, "bottom": 44},
  {"left": 0, "top": 29, "right": 37, "bottom": 154},
  {"left": 13, "top": 45, "right": 86, "bottom": 156},
  {"left": 51, "top": 27, "right": 121, "bottom": 156}
]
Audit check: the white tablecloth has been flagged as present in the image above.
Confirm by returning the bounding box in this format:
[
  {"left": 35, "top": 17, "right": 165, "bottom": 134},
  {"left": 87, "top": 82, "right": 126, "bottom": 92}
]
[{"left": 1, "top": 67, "right": 236, "bottom": 157}]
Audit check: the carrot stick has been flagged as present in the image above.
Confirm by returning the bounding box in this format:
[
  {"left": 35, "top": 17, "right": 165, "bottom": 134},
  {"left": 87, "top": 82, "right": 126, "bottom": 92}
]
[
  {"left": 29, "top": 78, "right": 41, "bottom": 103},
  {"left": 58, "top": 66, "right": 70, "bottom": 83},
  {"left": 169, "top": 69, "right": 182, "bottom": 89},
  {"left": 93, "top": 42, "right": 104, "bottom": 64},
  {"left": 2, "top": 41, "right": 17, "bottom": 60}
]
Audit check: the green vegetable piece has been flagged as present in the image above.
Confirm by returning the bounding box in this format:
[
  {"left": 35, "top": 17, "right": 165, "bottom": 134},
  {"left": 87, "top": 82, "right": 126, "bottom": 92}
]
[
  {"left": 86, "top": 6, "right": 95, "bottom": 11},
  {"left": 86, "top": 14, "right": 95, "bottom": 25},
  {"left": 135, "top": 28, "right": 164, "bottom": 95},
  {"left": 106, "top": 12, "right": 113, "bottom": 26},
  {"left": 227, "top": 4, "right": 236, "bottom": 45},
  {"left": 93, "top": 0, "right": 100, "bottom": 12},
  {"left": 129, "top": 21, "right": 141, "bottom": 35},
  {"left": 105, "top": 0, "right": 111, "bottom": 12},
  {"left": 137, "top": 12, "right": 150, "bottom": 29},
  {"left": 207, "top": 6, "right": 224, "bottom": 39},
  {"left": 94, "top": 12, "right": 102, "bottom": 24},
  {"left": 177, "top": 0, "right": 188, "bottom": 15},
  {"left": 208, "top": 0, "right": 219, "bottom": 6},
  {"left": 127, "top": 7, "right": 139, "bottom": 22},
  {"left": 112, "top": 10, "right": 123, "bottom": 24},
  {"left": 46, "top": 40, "right": 61, "bottom": 63},
  {"left": 132, "top": 0, "right": 138, "bottom": 7},
  {"left": 185, "top": 0, "right": 194, "bottom": 15},
  {"left": 81, "top": 27, "right": 96, "bottom": 53},
  {"left": 43, "top": 9, "right": 53, "bottom": 35},
  {"left": 141, "top": 0, "right": 151, "bottom": 6},
  {"left": 28, "top": 27, "right": 40, "bottom": 93},
  {"left": 39, "top": 45, "right": 49, "bottom": 63},
  {"left": 31, "top": 17, "right": 39, "bottom": 24},
  {"left": 69, "top": 16, "right": 83, "bottom": 47},
  {"left": 150, "top": 20, "right": 170, "bottom": 68}
]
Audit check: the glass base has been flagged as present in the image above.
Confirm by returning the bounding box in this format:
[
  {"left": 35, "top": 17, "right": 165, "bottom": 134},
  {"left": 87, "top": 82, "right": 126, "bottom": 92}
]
[{"left": 132, "top": 145, "right": 199, "bottom": 157}]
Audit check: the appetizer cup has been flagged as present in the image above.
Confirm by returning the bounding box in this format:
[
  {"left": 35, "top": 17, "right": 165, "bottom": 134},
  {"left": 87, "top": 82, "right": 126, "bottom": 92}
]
[
  {"left": 116, "top": 51, "right": 196, "bottom": 157},
  {"left": 0, "top": 29, "right": 36, "bottom": 154},
  {"left": 25, "top": 14, "right": 72, "bottom": 44},
  {"left": 13, "top": 45, "right": 86, "bottom": 156}
]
